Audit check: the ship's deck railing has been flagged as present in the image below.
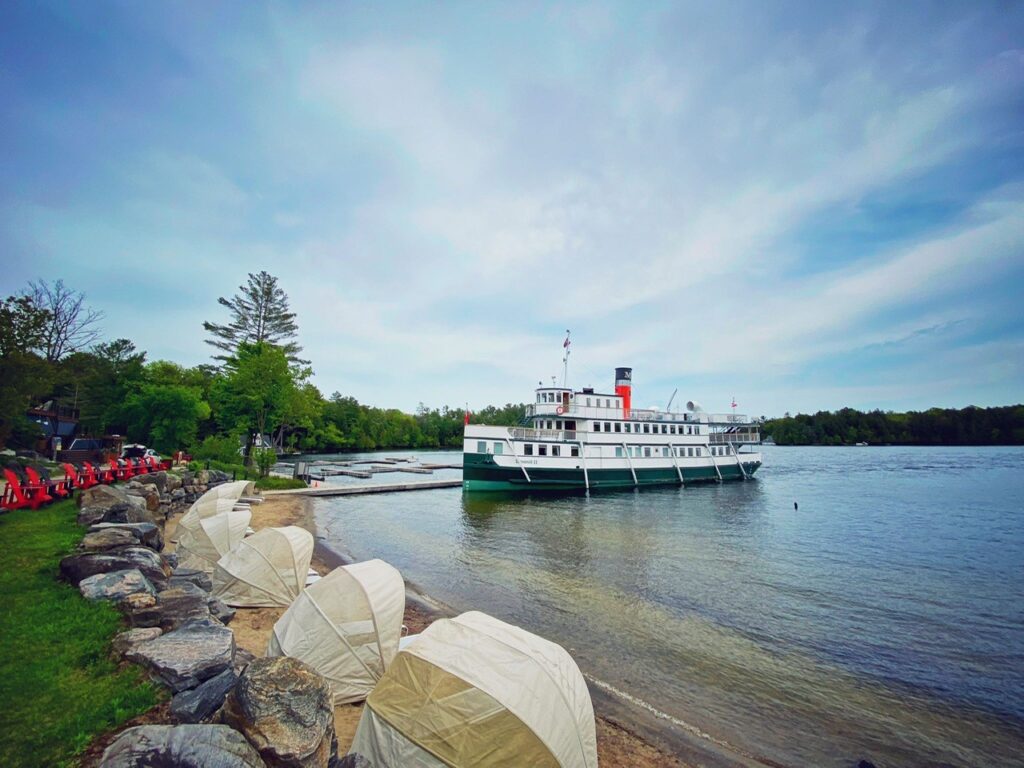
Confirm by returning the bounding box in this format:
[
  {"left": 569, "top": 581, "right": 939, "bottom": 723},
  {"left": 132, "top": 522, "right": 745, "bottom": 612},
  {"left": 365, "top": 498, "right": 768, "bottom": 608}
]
[
  {"left": 526, "top": 402, "right": 755, "bottom": 426},
  {"left": 708, "top": 429, "right": 761, "bottom": 444},
  {"left": 510, "top": 427, "right": 577, "bottom": 442}
]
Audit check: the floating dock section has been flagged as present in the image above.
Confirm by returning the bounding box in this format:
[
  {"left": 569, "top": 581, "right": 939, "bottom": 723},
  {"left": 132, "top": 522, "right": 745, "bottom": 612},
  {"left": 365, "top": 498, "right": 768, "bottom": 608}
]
[{"left": 264, "top": 479, "right": 462, "bottom": 497}]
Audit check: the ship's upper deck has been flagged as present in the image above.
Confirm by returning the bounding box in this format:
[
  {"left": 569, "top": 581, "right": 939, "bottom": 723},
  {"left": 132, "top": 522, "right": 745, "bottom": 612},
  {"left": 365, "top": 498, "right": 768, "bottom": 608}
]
[{"left": 527, "top": 386, "right": 756, "bottom": 427}]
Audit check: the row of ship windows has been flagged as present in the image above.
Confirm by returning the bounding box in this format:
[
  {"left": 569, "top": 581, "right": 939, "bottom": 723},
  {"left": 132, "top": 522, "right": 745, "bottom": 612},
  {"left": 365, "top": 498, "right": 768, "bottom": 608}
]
[
  {"left": 476, "top": 441, "right": 733, "bottom": 458},
  {"left": 537, "top": 392, "right": 620, "bottom": 408},
  {"left": 593, "top": 421, "right": 701, "bottom": 435}
]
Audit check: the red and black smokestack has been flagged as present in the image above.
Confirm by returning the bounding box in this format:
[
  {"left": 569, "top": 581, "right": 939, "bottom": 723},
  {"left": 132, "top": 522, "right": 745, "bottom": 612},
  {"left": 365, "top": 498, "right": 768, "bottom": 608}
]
[{"left": 615, "top": 367, "right": 632, "bottom": 417}]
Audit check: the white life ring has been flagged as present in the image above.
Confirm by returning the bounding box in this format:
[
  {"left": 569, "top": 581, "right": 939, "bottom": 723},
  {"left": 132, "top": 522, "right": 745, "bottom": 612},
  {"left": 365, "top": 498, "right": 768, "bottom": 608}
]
[{"left": 555, "top": 405, "right": 566, "bottom": 415}]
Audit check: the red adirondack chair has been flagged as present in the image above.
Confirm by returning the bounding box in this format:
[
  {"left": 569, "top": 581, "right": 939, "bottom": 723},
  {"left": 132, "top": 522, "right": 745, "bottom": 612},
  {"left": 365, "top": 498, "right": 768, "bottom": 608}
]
[
  {"left": 84, "top": 461, "right": 113, "bottom": 484},
  {"left": 25, "top": 466, "right": 67, "bottom": 500},
  {"left": 2, "top": 467, "right": 51, "bottom": 510},
  {"left": 62, "top": 463, "right": 97, "bottom": 490},
  {"left": 133, "top": 457, "right": 150, "bottom": 475}
]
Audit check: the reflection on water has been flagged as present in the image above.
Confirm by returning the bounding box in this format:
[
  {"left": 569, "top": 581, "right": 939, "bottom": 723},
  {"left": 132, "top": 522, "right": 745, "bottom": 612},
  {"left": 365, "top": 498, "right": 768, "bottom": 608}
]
[{"left": 315, "top": 447, "right": 1024, "bottom": 767}]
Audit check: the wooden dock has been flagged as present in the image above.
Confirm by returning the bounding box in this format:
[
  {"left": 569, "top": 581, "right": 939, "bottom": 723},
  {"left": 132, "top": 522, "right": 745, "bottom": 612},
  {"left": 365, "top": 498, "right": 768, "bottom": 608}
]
[{"left": 264, "top": 479, "right": 462, "bottom": 497}]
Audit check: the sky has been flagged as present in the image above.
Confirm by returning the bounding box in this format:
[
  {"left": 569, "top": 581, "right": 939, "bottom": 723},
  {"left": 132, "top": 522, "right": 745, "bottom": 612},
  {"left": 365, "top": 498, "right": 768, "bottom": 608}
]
[{"left": 1, "top": 1, "right": 1022, "bottom": 418}]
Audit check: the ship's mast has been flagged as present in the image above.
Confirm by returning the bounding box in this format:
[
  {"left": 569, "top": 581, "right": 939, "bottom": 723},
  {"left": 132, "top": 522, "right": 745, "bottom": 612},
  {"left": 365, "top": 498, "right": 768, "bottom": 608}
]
[{"left": 561, "top": 329, "right": 571, "bottom": 387}]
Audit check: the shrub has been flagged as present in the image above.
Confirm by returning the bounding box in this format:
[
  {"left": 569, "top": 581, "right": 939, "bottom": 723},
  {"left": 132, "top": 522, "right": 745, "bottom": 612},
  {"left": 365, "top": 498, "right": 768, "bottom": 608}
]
[
  {"left": 252, "top": 447, "right": 277, "bottom": 478},
  {"left": 255, "top": 476, "right": 307, "bottom": 491},
  {"left": 192, "top": 434, "right": 242, "bottom": 465}
]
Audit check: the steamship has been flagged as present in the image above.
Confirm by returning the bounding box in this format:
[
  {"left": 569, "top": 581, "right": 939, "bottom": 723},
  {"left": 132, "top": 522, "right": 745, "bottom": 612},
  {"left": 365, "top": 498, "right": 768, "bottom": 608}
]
[{"left": 462, "top": 368, "right": 763, "bottom": 491}]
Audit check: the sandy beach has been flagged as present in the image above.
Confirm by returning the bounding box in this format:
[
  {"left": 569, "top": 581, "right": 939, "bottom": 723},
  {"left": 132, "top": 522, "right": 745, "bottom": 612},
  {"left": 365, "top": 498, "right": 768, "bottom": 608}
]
[{"left": 232, "top": 493, "right": 692, "bottom": 768}]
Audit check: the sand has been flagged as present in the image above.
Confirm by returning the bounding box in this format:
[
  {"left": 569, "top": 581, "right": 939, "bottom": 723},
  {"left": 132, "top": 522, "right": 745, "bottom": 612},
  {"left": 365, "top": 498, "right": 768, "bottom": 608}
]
[{"left": 237, "top": 493, "right": 691, "bottom": 767}]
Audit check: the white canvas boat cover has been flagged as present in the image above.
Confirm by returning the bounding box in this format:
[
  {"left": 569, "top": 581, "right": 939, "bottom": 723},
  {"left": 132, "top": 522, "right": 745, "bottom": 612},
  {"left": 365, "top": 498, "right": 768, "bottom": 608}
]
[
  {"left": 211, "top": 526, "right": 314, "bottom": 607},
  {"left": 204, "top": 479, "right": 255, "bottom": 501},
  {"left": 350, "top": 611, "right": 598, "bottom": 768},
  {"left": 176, "top": 508, "right": 252, "bottom": 574},
  {"left": 177, "top": 497, "right": 241, "bottom": 538},
  {"left": 267, "top": 559, "right": 405, "bottom": 704}
]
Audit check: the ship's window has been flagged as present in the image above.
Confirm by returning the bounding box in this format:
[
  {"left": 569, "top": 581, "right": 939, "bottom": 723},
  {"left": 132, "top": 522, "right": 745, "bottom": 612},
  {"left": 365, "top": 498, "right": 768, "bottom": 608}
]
[
  {"left": 695, "top": 426, "right": 700, "bottom": 435},
  {"left": 663, "top": 447, "right": 670, "bottom": 456},
  {"left": 571, "top": 446, "right": 579, "bottom": 457},
  {"left": 586, "top": 398, "right": 591, "bottom": 406},
  {"left": 661, "top": 425, "right": 667, "bottom": 434},
  {"left": 670, "top": 426, "right": 676, "bottom": 434},
  {"left": 615, "top": 447, "right": 623, "bottom": 457},
  {"left": 552, "top": 445, "right": 560, "bottom": 457},
  {"left": 624, "top": 423, "right": 631, "bottom": 433},
  {"left": 686, "top": 426, "right": 692, "bottom": 435},
  {"left": 556, "top": 420, "right": 562, "bottom": 429},
  {"left": 614, "top": 422, "right": 621, "bottom": 433},
  {"left": 605, "top": 399, "right": 610, "bottom": 407},
  {"left": 477, "top": 441, "right": 486, "bottom": 453},
  {"left": 688, "top": 447, "right": 694, "bottom": 457},
  {"left": 493, "top": 442, "right": 503, "bottom": 455},
  {"left": 538, "top": 445, "right": 547, "bottom": 456},
  {"left": 604, "top": 422, "right": 611, "bottom": 431},
  {"left": 593, "top": 422, "right": 601, "bottom": 432},
  {"left": 547, "top": 420, "right": 553, "bottom": 430},
  {"left": 644, "top": 447, "right": 652, "bottom": 457},
  {"left": 643, "top": 424, "right": 650, "bottom": 434},
  {"left": 524, "top": 444, "right": 533, "bottom": 456}
]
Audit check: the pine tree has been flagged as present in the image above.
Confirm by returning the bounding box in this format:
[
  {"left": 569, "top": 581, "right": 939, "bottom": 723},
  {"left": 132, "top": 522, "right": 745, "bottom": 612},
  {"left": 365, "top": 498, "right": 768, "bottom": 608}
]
[{"left": 203, "top": 271, "right": 306, "bottom": 363}]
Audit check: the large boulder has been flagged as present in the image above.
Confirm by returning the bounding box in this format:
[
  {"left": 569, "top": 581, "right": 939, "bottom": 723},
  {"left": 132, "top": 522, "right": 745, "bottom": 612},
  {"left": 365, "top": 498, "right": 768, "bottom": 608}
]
[
  {"left": 127, "top": 621, "right": 235, "bottom": 692},
  {"left": 79, "top": 569, "right": 156, "bottom": 603},
  {"left": 79, "top": 528, "right": 139, "bottom": 551},
  {"left": 135, "top": 471, "right": 168, "bottom": 493},
  {"left": 102, "top": 502, "right": 160, "bottom": 527},
  {"left": 171, "top": 668, "right": 238, "bottom": 723},
  {"left": 126, "top": 485, "right": 161, "bottom": 513},
  {"left": 170, "top": 567, "right": 214, "bottom": 592},
  {"left": 220, "top": 657, "right": 335, "bottom": 768},
  {"left": 100, "top": 724, "right": 266, "bottom": 767},
  {"left": 165, "top": 473, "right": 183, "bottom": 493},
  {"left": 77, "top": 485, "right": 133, "bottom": 526},
  {"left": 89, "top": 522, "right": 163, "bottom": 551},
  {"left": 112, "top": 627, "right": 163, "bottom": 658},
  {"left": 78, "top": 483, "right": 130, "bottom": 510},
  {"left": 60, "top": 547, "right": 172, "bottom": 588},
  {"left": 126, "top": 581, "right": 217, "bottom": 631}
]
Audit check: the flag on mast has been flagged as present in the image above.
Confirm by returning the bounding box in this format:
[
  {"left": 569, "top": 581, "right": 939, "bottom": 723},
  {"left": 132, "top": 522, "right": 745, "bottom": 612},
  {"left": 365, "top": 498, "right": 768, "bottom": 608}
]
[
  {"left": 563, "top": 330, "right": 571, "bottom": 349},
  {"left": 731, "top": 397, "right": 738, "bottom": 409},
  {"left": 464, "top": 404, "right": 470, "bottom": 425}
]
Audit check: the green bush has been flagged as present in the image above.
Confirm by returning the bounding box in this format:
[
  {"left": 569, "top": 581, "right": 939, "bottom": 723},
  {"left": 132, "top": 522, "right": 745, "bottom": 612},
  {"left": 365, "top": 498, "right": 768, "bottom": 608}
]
[
  {"left": 255, "top": 476, "right": 308, "bottom": 491},
  {"left": 206, "top": 459, "right": 258, "bottom": 481},
  {"left": 252, "top": 447, "right": 277, "bottom": 478},
  {"left": 186, "top": 459, "right": 201, "bottom": 473}
]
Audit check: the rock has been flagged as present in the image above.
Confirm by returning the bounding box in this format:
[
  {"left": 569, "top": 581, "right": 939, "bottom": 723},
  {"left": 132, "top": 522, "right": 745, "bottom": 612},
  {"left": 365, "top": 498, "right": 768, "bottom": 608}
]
[
  {"left": 135, "top": 471, "right": 168, "bottom": 493},
  {"left": 153, "top": 582, "right": 214, "bottom": 630},
  {"left": 80, "top": 528, "right": 139, "bottom": 551},
  {"left": 171, "top": 668, "right": 238, "bottom": 723},
  {"left": 127, "top": 486, "right": 161, "bottom": 512},
  {"left": 208, "top": 598, "right": 236, "bottom": 625},
  {"left": 233, "top": 648, "right": 257, "bottom": 674},
  {"left": 60, "top": 547, "right": 172, "bottom": 588},
  {"left": 220, "top": 657, "right": 335, "bottom": 768},
  {"left": 170, "top": 567, "right": 213, "bottom": 592},
  {"left": 100, "top": 724, "right": 266, "bottom": 767},
  {"left": 89, "top": 522, "right": 163, "bottom": 550},
  {"left": 857, "top": 762, "right": 878, "bottom": 768},
  {"left": 197, "top": 470, "right": 210, "bottom": 485},
  {"left": 112, "top": 627, "right": 163, "bottom": 658},
  {"left": 166, "top": 473, "right": 183, "bottom": 492},
  {"left": 80, "top": 569, "right": 156, "bottom": 603},
  {"left": 122, "top": 592, "right": 158, "bottom": 622},
  {"left": 78, "top": 483, "right": 130, "bottom": 511},
  {"left": 331, "top": 756, "right": 370, "bottom": 768},
  {"left": 127, "top": 621, "right": 235, "bottom": 692},
  {"left": 171, "top": 488, "right": 186, "bottom": 501},
  {"left": 165, "top": 552, "right": 179, "bottom": 569},
  {"left": 102, "top": 501, "right": 160, "bottom": 527}
]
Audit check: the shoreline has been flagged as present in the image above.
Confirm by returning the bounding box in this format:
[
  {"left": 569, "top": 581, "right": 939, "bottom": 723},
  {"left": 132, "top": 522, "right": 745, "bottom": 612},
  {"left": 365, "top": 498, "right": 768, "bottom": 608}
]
[{"left": 256, "top": 492, "right": 698, "bottom": 768}]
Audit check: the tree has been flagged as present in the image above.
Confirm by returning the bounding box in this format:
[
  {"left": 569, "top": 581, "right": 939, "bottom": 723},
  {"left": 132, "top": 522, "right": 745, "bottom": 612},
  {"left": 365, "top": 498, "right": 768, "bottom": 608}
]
[
  {"left": 0, "top": 295, "right": 52, "bottom": 447},
  {"left": 119, "top": 383, "right": 210, "bottom": 454},
  {"left": 209, "top": 342, "right": 304, "bottom": 462},
  {"left": 26, "top": 278, "right": 104, "bottom": 362},
  {"left": 203, "top": 271, "right": 306, "bottom": 364}
]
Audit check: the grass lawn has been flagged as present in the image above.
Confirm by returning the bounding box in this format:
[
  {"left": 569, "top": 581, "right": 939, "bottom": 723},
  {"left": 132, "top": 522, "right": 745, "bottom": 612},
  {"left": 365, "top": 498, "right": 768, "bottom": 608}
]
[{"left": 0, "top": 499, "right": 162, "bottom": 767}]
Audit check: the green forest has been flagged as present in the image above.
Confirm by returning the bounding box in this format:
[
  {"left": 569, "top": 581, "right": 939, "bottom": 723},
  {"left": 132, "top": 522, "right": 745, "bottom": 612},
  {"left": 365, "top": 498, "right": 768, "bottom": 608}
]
[
  {"left": 762, "top": 405, "right": 1024, "bottom": 446},
  {"left": 0, "top": 274, "right": 526, "bottom": 466}
]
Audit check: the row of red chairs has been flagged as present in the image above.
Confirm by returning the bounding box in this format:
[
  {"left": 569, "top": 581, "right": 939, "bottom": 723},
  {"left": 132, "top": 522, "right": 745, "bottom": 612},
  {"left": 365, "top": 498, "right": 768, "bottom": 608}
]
[{"left": 1, "top": 455, "right": 172, "bottom": 511}]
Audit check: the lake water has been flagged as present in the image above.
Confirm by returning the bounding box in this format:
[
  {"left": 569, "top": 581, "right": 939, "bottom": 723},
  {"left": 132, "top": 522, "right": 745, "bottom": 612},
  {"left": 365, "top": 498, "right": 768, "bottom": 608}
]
[{"left": 302, "top": 446, "right": 1024, "bottom": 767}]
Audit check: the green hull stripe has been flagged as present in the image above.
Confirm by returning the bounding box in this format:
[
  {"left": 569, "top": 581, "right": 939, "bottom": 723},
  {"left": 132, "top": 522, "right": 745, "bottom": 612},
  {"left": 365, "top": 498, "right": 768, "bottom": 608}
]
[{"left": 462, "top": 453, "right": 760, "bottom": 491}]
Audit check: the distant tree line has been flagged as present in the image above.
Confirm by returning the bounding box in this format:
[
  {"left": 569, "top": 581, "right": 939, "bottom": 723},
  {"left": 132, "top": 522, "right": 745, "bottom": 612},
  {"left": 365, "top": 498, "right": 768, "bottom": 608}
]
[
  {"left": 762, "top": 406, "right": 1024, "bottom": 446},
  {"left": 0, "top": 273, "right": 526, "bottom": 467}
]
